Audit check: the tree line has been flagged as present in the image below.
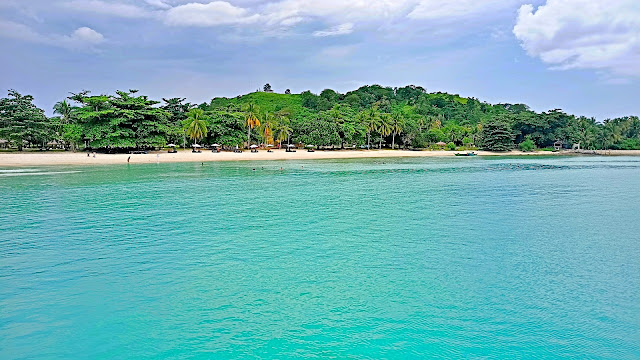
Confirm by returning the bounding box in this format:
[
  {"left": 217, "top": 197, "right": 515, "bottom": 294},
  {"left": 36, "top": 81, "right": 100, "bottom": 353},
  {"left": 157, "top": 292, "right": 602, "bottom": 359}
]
[{"left": 1, "top": 85, "right": 639, "bottom": 152}]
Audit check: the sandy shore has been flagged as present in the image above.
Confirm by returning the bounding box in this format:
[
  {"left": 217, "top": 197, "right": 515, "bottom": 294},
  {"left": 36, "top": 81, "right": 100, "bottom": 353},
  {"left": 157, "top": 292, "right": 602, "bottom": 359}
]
[{"left": 0, "top": 149, "right": 638, "bottom": 166}]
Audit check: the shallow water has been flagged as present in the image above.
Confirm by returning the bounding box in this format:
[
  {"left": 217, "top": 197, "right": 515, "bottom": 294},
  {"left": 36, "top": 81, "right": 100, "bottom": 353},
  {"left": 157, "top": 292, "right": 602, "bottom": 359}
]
[{"left": 1, "top": 156, "right": 639, "bottom": 359}]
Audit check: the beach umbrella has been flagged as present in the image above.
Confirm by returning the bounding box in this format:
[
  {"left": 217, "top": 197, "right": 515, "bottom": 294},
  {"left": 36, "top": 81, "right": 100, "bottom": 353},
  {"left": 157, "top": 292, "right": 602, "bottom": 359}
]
[
  {"left": 306, "top": 144, "right": 316, "bottom": 148},
  {"left": 166, "top": 144, "right": 177, "bottom": 147},
  {"left": 192, "top": 144, "right": 202, "bottom": 148},
  {"left": 250, "top": 145, "right": 258, "bottom": 148},
  {"left": 436, "top": 142, "right": 447, "bottom": 146},
  {"left": 211, "top": 144, "right": 221, "bottom": 147},
  {"left": 287, "top": 144, "right": 296, "bottom": 148},
  {"left": 267, "top": 144, "right": 274, "bottom": 147}
]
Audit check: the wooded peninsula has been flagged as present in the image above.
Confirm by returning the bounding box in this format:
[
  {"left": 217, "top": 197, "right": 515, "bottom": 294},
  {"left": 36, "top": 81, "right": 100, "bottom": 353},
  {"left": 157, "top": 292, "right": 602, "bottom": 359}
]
[{"left": 1, "top": 84, "right": 639, "bottom": 152}]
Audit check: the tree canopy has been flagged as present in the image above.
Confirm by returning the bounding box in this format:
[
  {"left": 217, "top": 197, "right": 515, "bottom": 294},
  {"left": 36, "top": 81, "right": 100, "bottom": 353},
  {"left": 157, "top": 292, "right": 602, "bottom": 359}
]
[{"left": 1, "top": 85, "right": 639, "bottom": 152}]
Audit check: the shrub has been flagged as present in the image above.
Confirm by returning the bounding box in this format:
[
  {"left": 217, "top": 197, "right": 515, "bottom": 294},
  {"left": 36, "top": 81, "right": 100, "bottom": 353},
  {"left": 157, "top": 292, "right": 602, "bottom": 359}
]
[
  {"left": 519, "top": 137, "right": 536, "bottom": 152},
  {"left": 446, "top": 142, "right": 456, "bottom": 151}
]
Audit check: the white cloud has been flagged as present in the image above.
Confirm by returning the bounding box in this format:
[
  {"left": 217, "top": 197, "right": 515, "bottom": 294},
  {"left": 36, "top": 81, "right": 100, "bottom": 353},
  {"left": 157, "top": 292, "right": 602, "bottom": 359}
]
[
  {"left": 408, "top": 0, "right": 517, "bottom": 19},
  {"left": 68, "top": 27, "right": 105, "bottom": 44},
  {"left": 514, "top": 0, "right": 640, "bottom": 77},
  {"left": 62, "top": 0, "right": 151, "bottom": 18},
  {"left": 145, "top": 0, "right": 171, "bottom": 10},
  {"left": 262, "top": 0, "right": 414, "bottom": 26},
  {"left": 0, "top": 20, "right": 105, "bottom": 49},
  {"left": 164, "top": 1, "right": 260, "bottom": 26},
  {"left": 313, "top": 23, "right": 354, "bottom": 37}
]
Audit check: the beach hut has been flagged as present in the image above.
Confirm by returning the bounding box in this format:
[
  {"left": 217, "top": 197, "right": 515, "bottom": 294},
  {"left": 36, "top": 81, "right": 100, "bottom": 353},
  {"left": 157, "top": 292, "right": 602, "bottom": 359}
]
[
  {"left": 436, "top": 141, "right": 447, "bottom": 148},
  {"left": 553, "top": 140, "right": 563, "bottom": 151}
]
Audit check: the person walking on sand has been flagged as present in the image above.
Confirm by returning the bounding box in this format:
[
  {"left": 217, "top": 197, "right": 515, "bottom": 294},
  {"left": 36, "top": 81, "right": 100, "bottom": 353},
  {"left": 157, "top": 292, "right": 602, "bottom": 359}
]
[{"left": 127, "top": 156, "right": 131, "bottom": 163}]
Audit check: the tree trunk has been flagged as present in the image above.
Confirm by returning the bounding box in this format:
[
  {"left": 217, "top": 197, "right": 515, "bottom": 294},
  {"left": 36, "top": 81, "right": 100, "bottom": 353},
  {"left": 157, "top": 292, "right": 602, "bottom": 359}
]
[
  {"left": 247, "top": 127, "right": 251, "bottom": 148},
  {"left": 379, "top": 135, "right": 382, "bottom": 149},
  {"left": 392, "top": 133, "right": 396, "bottom": 149},
  {"left": 367, "top": 132, "right": 370, "bottom": 149}
]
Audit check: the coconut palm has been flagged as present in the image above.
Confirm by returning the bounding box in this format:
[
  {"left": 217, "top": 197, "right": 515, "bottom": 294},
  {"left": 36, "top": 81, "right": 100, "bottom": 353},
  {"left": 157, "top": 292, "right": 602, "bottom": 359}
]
[
  {"left": 245, "top": 103, "right": 260, "bottom": 148},
  {"left": 53, "top": 100, "right": 73, "bottom": 124},
  {"left": 378, "top": 113, "right": 393, "bottom": 149},
  {"left": 390, "top": 112, "right": 405, "bottom": 149},
  {"left": 359, "top": 108, "right": 381, "bottom": 149},
  {"left": 183, "top": 108, "right": 208, "bottom": 145},
  {"left": 276, "top": 122, "right": 293, "bottom": 146},
  {"left": 261, "top": 112, "right": 277, "bottom": 146}
]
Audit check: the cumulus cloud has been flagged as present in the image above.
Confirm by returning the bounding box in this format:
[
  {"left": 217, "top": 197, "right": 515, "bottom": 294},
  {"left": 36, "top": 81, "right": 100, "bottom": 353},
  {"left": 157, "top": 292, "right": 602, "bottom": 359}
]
[
  {"left": 514, "top": 0, "right": 640, "bottom": 77},
  {"left": 0, "top": 20, "right": 105, "bottom": 49},
  {"left": 313, "top": 23, "right": 354, "bottom": 37},
  {"left": 164, "top": 1, "right": 260, "bottom": 26},
  {"left": 68, "top": 27, "right": 104, "bottom": 43}
]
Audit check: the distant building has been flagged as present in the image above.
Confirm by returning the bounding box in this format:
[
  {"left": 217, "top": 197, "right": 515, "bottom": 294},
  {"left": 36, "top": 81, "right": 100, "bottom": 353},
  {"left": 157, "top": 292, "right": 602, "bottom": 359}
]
[{"left": 554, "top": 140, "right": 564, "bottom": 151}]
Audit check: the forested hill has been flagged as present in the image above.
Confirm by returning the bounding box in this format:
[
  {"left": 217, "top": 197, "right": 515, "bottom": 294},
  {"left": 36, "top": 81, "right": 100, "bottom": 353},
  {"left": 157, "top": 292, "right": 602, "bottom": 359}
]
[{"left": 1, "top": 85, "right": 639, "bottom": 152}]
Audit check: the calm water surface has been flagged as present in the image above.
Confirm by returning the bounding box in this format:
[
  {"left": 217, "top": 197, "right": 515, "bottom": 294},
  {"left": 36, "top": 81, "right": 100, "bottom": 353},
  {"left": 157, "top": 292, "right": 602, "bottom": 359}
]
[{"left": 1, "top": 156, "right": 639, "bottom": 359}]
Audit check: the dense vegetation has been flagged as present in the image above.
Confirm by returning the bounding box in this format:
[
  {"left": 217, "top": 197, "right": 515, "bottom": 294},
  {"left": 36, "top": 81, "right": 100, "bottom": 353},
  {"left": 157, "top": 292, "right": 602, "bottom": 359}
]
[{"left": 1, "top": 85, "right": 639, "bottom": 152}]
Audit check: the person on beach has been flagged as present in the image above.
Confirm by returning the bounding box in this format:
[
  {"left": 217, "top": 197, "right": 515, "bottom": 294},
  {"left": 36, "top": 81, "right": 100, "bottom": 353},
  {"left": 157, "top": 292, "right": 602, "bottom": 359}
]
[
  {"left": 92, "top": 152, "right": 96, "bottom": 158},
  {"left": 127, "top": 156, "right": 130, "bottom": 163},
  {"left": 87, "top": 153, "right": 90, "bottom": 157}
]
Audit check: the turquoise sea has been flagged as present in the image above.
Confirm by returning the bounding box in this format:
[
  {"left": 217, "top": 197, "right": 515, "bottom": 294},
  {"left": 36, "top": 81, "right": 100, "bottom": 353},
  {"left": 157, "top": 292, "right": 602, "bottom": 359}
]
[{"left": 1, "top": 156, "right": 639, "bottom": 359}]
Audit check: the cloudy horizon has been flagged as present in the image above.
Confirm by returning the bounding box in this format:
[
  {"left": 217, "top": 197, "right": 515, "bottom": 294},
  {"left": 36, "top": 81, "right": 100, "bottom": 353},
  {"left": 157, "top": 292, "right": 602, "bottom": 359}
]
[{"left": 1, "top": 0, "right": 640, "bottom": 119}]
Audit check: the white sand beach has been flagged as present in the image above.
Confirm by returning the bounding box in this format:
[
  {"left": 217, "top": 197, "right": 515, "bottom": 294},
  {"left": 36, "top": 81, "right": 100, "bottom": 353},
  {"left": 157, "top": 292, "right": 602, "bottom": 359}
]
[{"left": 2, "top": 148, "right": 632, "bottom": 166}]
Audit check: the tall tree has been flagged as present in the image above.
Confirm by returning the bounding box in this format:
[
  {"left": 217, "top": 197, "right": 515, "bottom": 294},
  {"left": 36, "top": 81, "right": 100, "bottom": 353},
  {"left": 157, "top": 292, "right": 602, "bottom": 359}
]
[
  {"left": 481, "top": 120, "right": 514, "bottom": 151},
  {"left": 183, "top": 108, "right": 208, "bottom": 145},
  {"left": 390, "top": 111, "right": 405, "bottom": 149},
  {"left": 359, "top": 108, "right": 381, "bottom": 149},
  {"left": 0, "top": 90, "right": 49, "bottom": 151},
  {"left": 244, "top": 103, "right": 260, "bottom": 148},
  {"left": 378, "top": 113, "right": 393, "bottom": 149},
  {"left": 70, "top": 90, "right": 171, "bottom": 149}
]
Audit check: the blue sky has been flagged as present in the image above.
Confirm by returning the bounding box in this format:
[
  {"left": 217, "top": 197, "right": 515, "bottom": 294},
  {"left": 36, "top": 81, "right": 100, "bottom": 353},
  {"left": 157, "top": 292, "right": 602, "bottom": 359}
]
[{"left": 1, "top": 0, "right": 639, "bottom": 120}]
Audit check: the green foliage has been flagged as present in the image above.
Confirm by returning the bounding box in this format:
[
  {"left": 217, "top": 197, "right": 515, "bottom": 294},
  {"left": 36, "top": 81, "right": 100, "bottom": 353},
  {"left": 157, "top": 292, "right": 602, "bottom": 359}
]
[
  {"left": 183, "top": 109, "right": 208, "bottom": 144},
  {"left": 0, "top": 90, "right": 49, "bottom": 150},
  {"left": 2, "top": 84, "right": 639, "bottom": 153},
  {"left": 446, "top": 142, "right": 456, "bottom": 151},
  {"left": 481, "top": 120, "right": 514, "bottom": 151},
  {"left": 519, "top": 137, "right": 536, "bottom": 152},
  {"left": 70, "top": 90, "right": 172, "bottom": 149}
]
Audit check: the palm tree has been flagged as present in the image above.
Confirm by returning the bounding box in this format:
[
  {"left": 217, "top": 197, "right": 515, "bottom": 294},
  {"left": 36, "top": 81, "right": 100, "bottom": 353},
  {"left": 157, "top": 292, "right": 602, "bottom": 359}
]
[
  {"left": 391, "top": 112, "right": 404, "bottom": 149},
  {"left": 53, "top": 100, "right": 73, "bottom": 124},
  {"left": 262, "top": 112, "right": 276, "bottom": 146},
  {"left": 276, "top": 123, "right": 293, "bottom": 147},
  {"left": 245, "top": 103, "right": 260, "bottom": 148},
  {"left": 53, "top": 100, "right": 76, "bottom": 151},
  {"left": 378, "top": 113, "right": 393, "bottom": 149},
  {"left": 184, "top": 108, "right": 208, "bottom": 145},
  {"left": 359, "top": 109, "right": 381, "bottom": 149}
]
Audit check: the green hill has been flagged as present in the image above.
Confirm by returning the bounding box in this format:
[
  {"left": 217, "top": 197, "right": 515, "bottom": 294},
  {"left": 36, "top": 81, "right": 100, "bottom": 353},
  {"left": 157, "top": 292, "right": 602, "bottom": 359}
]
[{"left": 209, "top": 92, "right": 304, "bottom": 116}]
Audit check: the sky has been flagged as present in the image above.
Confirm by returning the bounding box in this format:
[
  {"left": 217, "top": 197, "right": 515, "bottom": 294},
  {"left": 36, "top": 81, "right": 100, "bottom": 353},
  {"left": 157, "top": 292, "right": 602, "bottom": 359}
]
[{"left": 1, "top": 0, "right": 640, "bottom": 120}]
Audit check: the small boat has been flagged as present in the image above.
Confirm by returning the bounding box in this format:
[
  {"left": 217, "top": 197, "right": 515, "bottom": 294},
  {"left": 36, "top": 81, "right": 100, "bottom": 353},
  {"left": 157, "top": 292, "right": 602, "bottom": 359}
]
[{"left": 455, "top": 152, "right": 477, "bottom": 157}]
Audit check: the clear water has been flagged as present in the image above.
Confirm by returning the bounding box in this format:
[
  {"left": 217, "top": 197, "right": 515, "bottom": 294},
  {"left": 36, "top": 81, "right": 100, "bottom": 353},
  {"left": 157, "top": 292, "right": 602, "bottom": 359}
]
[{"left": 1, "top": 156, "right": 639, "bottom": 359}]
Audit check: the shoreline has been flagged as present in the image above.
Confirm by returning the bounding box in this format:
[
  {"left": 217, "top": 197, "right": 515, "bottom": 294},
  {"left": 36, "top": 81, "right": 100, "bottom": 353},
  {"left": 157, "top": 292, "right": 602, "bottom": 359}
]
[{"left": 0, "top": 149, "right": 638, "bottom": 167}]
